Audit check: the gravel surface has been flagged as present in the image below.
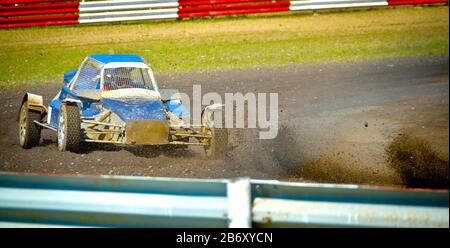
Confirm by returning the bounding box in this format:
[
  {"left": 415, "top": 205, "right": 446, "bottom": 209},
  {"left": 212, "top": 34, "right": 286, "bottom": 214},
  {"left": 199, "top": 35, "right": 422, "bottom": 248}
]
[{"left": 0, "top": 55, "right": 448, "bottom": 187}]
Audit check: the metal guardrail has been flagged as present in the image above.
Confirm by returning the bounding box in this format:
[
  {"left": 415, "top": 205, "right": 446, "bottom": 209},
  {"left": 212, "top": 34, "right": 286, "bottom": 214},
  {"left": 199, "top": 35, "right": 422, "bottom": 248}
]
[
  {"left": 0, "top": 172, "right": 448, "bottom": 228},
  {"left": 1, "top": 0, "right": 448, "bottom": 28}
]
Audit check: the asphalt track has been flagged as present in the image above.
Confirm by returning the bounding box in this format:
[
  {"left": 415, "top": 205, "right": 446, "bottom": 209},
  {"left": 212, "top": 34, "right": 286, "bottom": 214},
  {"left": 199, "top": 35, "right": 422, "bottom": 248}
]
[{"left": 0, "top": 55, "right": 448, "bottom": 187}]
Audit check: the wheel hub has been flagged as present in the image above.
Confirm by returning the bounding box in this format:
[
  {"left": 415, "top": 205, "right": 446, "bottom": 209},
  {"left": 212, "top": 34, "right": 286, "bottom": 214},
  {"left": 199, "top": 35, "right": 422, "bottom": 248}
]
[
  {"left": 19, "top": 106, "right": 27, "bottom": 145},
  {"left": 58, "top": 112, "right": 65, "bottom": 149}
]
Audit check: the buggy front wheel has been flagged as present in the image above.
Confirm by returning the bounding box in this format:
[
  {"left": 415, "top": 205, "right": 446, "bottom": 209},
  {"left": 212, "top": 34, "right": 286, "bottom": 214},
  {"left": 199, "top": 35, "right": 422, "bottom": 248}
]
[{"left": 57, "top": 104, "right": 81, "bottom": 152}]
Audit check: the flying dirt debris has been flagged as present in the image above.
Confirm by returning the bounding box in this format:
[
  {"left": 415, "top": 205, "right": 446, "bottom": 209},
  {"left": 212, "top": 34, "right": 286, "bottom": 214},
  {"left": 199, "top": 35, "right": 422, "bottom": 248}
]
[{"left": 387, "top": 133, "right": 449, "bottom": 189}]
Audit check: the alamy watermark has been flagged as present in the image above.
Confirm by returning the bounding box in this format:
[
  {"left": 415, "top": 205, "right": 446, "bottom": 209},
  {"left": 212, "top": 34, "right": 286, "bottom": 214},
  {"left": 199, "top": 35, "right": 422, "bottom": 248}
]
[{"left": 171, "top": 85, "right": 278, "bottom": 139}]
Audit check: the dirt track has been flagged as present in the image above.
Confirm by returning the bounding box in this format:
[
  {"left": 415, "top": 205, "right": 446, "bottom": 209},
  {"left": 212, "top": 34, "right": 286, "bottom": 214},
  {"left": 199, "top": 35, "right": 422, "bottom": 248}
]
[{"left": 0, "top": 55, "right": 448, "bottom": 187}]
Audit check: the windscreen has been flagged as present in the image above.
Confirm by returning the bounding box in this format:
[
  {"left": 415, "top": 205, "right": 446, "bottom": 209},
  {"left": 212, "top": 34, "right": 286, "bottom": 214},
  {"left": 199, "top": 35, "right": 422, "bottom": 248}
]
[
  {"left": 72, "top": 59, "right": 102, "bottom": 91},
  {"left": 103, "top": 67, "right": 154, "bottom": 91}
]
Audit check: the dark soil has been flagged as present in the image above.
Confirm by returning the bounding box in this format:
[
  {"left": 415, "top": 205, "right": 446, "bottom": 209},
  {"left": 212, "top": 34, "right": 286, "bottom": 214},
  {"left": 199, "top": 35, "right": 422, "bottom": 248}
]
[{"left": 0, "top": 55, "right": 448, "bottom": 188}]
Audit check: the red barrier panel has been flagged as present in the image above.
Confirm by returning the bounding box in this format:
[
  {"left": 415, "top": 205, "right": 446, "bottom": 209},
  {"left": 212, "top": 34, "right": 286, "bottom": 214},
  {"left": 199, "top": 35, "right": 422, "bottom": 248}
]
[
  {"left": 0, "top": 0, "right": 76, "bottom": 4},
  {"left": 0, "top": 19, "right": 77, "bottom": 28},
  {"left": 0, "top": 2, "right": 79, "bottom": 11},
  {"left": 0, "top": 13, "right": 78, "bottom": 24},
  {"left": 0, "top": 0, "right": 79, "bottom": 28},
  {"left": 179, "top": 6, "right": 289, "bottom": 17},
  {"left": 1, "top": 7, "right": 79, "bottom": 17},
  {"left": 179, "top": 0, "right": 275, "bottom": 6},
  {"left": 179, "top": 1, "right": 290, "bottom": 13},
  {"left": 387, "top": 0, "right": 448, "bottom": 4}
]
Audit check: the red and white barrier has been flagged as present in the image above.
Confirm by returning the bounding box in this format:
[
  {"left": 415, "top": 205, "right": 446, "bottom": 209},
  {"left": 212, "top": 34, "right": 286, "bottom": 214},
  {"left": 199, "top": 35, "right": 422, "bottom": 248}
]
[{"left": 0, "top": 0, "right": 448, "bottom": 28}]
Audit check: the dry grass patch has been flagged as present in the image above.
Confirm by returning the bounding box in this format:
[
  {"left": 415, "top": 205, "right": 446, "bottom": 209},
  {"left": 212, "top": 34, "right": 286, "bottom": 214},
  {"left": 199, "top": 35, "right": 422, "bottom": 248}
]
[{"left": 0, "top": 6, "right": 448, "bottom": 87}]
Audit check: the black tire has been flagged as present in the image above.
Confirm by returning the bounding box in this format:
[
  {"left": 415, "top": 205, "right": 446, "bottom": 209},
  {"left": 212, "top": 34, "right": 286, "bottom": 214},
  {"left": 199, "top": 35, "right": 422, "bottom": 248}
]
[
  {"left": 205, "top": 127, "right": 228, "bottom": 159},
  {"left": 18, "top": 101, "right": 41, "bottom": 149},
  {"left": 57, "top": 104, "right": 81, "bottom": 152}
]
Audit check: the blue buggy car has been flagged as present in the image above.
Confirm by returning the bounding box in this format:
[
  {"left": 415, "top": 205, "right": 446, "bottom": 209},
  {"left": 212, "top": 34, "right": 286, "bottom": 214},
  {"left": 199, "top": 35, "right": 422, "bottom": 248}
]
[{"left": 18, "top": 54, "right": 228, "bottom": 158}]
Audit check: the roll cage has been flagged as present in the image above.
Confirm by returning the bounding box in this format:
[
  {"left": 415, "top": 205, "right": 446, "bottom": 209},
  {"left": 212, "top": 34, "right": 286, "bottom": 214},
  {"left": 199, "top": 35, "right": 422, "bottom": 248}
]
[{"left": 68, "top": 58, "right": 160, "bottom": 97}]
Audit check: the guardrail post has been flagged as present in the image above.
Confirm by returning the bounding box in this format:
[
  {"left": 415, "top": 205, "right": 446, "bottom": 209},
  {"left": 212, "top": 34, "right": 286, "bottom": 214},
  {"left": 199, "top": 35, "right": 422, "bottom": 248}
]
[{"left": 227, "top": 178, "right": 251, "bottom": 228}]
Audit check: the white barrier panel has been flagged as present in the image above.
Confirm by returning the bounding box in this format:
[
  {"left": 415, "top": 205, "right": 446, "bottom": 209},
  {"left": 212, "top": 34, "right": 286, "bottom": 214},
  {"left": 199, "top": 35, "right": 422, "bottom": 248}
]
[
  {"left": 79, "top": 9, "right": 179, "bottom": 23},
  {"left": 79, "top": 0, "right": 179, "bottom": 13}
]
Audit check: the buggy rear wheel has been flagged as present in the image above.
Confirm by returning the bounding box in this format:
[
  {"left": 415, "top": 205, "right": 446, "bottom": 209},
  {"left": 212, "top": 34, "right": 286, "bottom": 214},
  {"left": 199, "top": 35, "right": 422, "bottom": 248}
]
[
  {"left": 204, "top": 127, "right": 228, "bottom": 159},
  {"left": 57, "top": 104, "right": 81, "bottom": 152},
  {"left": 18, "top": 101, "right": 41, "bottom": 149}
]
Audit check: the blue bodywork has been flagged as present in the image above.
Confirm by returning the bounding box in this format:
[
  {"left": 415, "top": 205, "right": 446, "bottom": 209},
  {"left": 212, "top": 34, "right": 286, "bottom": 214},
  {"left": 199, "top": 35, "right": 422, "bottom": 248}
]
[
  {"left": 102, "top": 98, "right": 166, "bottom": 122},
  {"left": 63, "top": 69, "right": 77, "bottom": 84},
  {"left": 165, "top": 100, "right": 189, "bottom": 118},
  {"left": 49, "top": 54, "right": 188, "bottom": 128},
  {"left": 90, "top": 54, "right": 145, "bottom": 64}
]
